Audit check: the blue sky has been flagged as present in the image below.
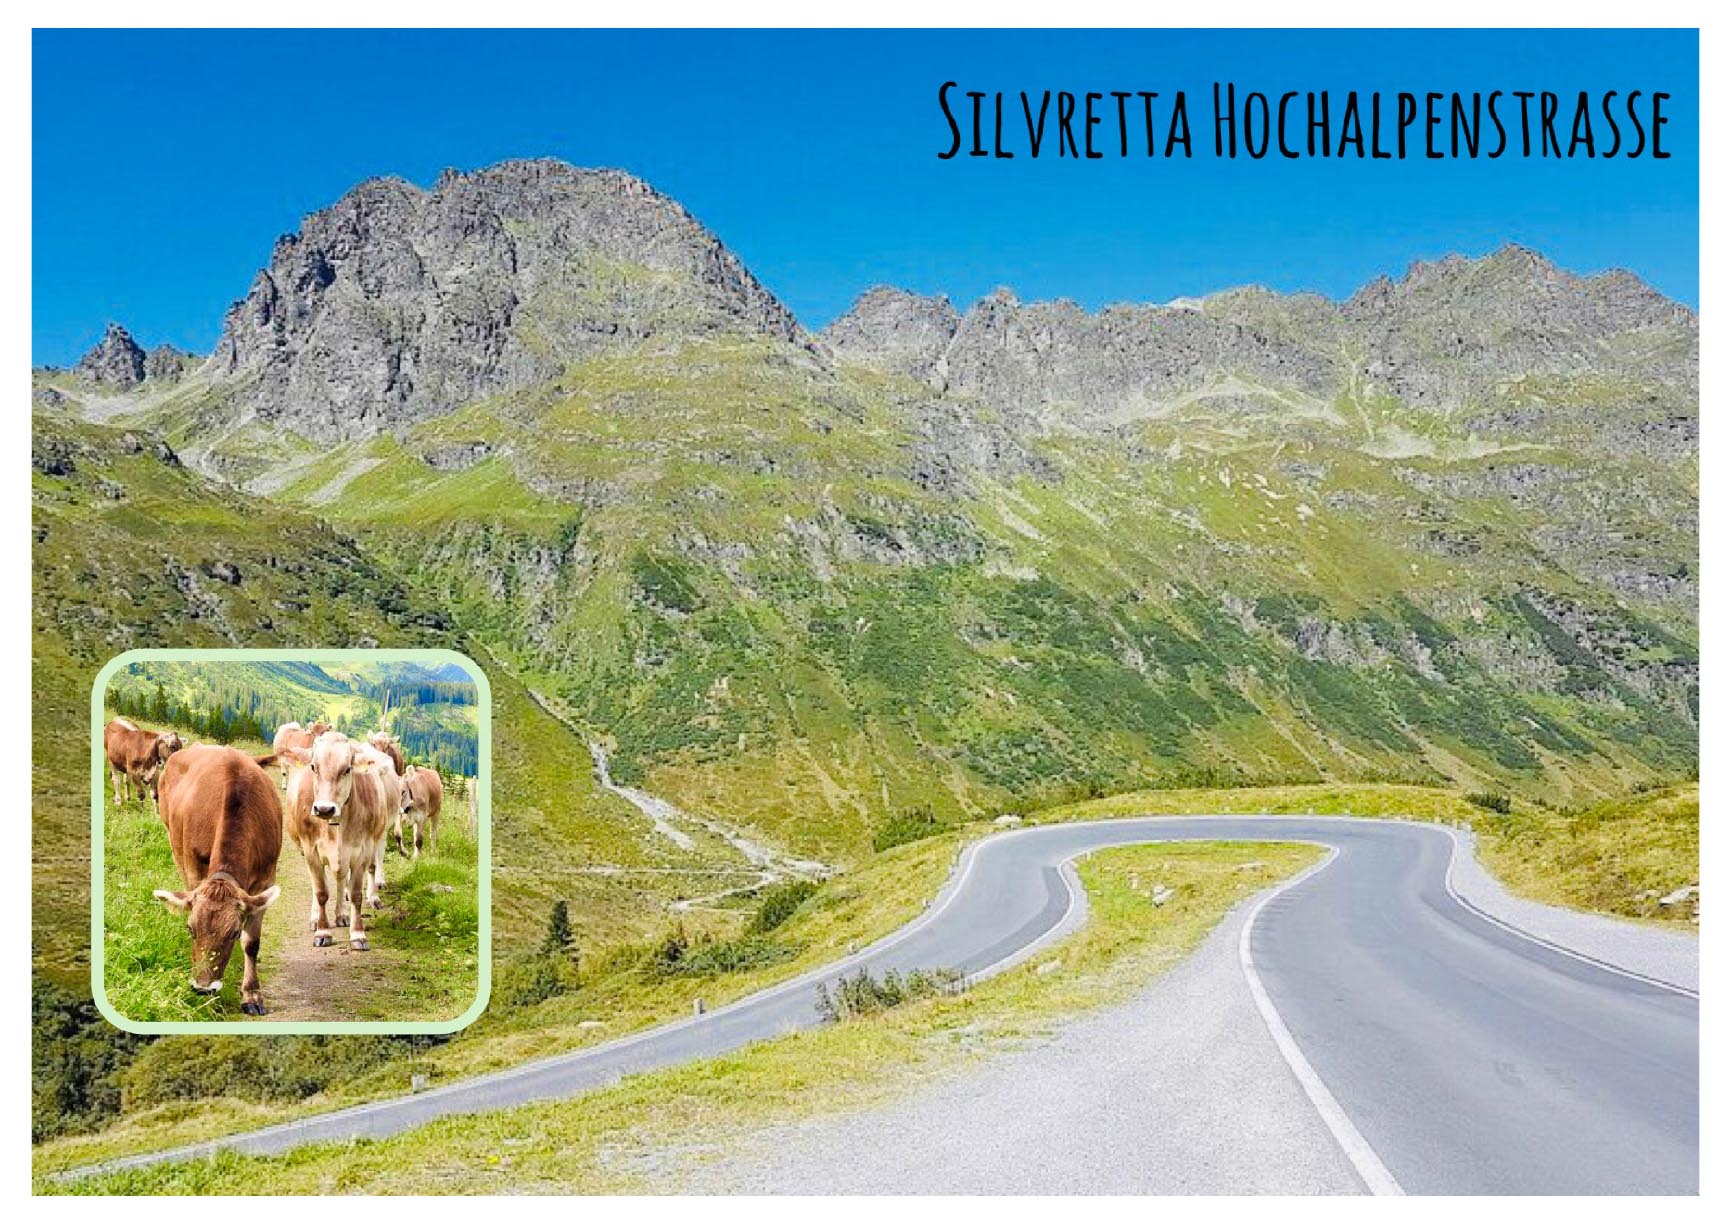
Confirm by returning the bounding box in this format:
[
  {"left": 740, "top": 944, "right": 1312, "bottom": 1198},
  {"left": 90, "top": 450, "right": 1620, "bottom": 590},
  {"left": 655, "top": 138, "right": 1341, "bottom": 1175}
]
[{"left": 33, "top": 28, "right": 1697, "bottom": 367}]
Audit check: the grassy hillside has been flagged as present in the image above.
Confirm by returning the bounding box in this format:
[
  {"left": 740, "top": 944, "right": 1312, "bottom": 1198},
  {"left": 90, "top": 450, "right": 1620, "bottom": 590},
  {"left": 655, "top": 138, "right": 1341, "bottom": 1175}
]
[{"left": 130, "top": 334, "right": 1696, "bottom": 864}]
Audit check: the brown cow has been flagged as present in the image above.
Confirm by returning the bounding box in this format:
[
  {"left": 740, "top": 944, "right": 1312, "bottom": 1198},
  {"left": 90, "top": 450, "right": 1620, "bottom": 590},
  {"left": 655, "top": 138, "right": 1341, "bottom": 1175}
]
[
  {"left": 366, "top": 731, "right": 405, "bottom": 777},
  {"left": 281, "top": 732, "right": 397, "bottom": 950},
  {"left": 271, "top": 720, "right": 332, "bottom": 786},
  {"left": 151, "top": 744, "right": 283, "bottom": 1014},
  {"left": 397, "top": 764, "right": 445, "bottom": 859},
  {"left": 362, "top": 732, "right": 407, "bottom": 903},
  {"left": 104, "top": 717, "right": 184, "bottom": 804}
]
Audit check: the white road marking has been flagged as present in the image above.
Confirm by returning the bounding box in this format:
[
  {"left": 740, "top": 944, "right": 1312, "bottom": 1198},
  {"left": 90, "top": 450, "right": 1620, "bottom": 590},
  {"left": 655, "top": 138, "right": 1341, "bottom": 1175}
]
[
  {"left": 1237, "top": 846, "right": 1406, "bottom": 1196},
  {"left": 1434, "top": 825, "right": 1699, "bottom": 1000}
]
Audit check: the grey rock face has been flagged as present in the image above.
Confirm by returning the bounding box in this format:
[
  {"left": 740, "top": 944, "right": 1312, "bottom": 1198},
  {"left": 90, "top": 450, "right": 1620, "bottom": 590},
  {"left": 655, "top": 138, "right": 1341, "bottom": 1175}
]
[
  {"left": 939, "top": 290, "right": 1338, "bottom": 428},
  {"left": 76, "top": 323, "right": 147, "bottom": 387},
  {"left": 825, "top": 288, "right": 960, "bottom": 386},
  {"left": 823, "top": 244, "right": 1696, "bottom": 427},
  {"left": 1341, "top": 245, "right": 1697, "bottom": 407},
  {"left": 144, "top": 344, "right": 194, "bottom": 383},
  {"left": 212, "top": 159, "right": 807, "bottom": 441}
]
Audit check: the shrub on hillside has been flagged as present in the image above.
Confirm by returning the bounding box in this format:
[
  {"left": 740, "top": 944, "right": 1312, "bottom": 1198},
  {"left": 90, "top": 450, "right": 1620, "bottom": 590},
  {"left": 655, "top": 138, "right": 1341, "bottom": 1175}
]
[
  {"left": 32, "top": 978, "right": 147, "bottom": 1142},
  {"left": 1466, "top": 791, "right": 1514, "bottom": 815},
  {"left": 813, "top": 966, "right": 965, "bottom": 1023},
  {"left": 871, "top": 806, "right": 950, "bottom": 853},
  {"left": 120, "top": 1034, "right": 445, "bottom": 1110},
  {"left": 749, "top": 879, "right": 819, "bottom": 933},
  {"left": 495, "top": 953, "right": 579, "bottom": 1010}
]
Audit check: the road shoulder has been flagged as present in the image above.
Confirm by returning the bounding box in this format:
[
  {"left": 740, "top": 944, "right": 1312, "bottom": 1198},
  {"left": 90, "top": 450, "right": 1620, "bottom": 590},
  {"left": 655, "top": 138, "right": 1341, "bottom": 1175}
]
[
  {"left": 1447, "top": 827, "right": 1699, "bottom": 993},
  {"left": 665, "top": 878, "right": 1362, "bottom": 1194}
]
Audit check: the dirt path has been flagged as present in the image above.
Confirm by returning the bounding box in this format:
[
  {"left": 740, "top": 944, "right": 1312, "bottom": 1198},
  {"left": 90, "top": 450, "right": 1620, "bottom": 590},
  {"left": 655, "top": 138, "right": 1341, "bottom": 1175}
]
[{"left": 255, "top": 833, "right": 422, "bottom": 1022}]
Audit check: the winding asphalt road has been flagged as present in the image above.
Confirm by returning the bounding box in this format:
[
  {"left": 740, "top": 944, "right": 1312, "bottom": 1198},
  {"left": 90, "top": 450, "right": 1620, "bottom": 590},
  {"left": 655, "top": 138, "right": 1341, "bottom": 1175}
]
[{"left": 65, "top": 817, "right": 1699, "bottom": 1193}]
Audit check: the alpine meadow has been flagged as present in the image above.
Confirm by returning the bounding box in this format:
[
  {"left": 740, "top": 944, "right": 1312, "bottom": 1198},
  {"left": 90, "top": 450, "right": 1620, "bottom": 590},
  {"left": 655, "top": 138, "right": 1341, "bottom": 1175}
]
[{"left": 32, "top": 159, "right": 1697, "bottom": 1169}]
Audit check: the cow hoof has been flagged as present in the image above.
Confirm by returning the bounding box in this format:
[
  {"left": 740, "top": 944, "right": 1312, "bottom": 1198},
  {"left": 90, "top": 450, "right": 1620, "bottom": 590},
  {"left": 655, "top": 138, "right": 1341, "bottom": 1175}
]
[
  {"left": 313, "top": 934, "right": 333, "bottom": 947},
  {"left": 241, "top": 1001, "right": 266, "bottom": 1016},
  {"left": 350, "top": 937, "right": 370, "bottom": 951}
]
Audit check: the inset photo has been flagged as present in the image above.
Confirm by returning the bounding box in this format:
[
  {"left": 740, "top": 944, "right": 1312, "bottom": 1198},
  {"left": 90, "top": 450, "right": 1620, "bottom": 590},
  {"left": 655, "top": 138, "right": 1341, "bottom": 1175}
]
[{"left": 91, "top": 649, "right": 491, "bottom": 1033}]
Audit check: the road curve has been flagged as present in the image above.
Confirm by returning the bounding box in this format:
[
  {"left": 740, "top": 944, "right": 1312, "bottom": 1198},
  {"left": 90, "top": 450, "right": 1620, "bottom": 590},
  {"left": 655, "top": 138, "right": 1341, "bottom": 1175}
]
[{"left": 63, "top": 817, "right": 1698, "bottom": 1193}]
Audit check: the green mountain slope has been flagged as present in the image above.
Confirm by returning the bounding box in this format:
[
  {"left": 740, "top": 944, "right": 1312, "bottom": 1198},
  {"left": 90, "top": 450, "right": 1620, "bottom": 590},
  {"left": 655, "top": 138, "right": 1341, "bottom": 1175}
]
[
  {"left": 121, "top": 325, "right": 1694, "bottom": 864},
  {"left": 31, "top": 410, "right": 718, "bottom": 983}
]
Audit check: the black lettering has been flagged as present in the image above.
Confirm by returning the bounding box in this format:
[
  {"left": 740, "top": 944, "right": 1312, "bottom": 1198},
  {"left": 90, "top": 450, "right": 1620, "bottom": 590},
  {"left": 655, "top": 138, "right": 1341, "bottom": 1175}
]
[
  {"left": 1244, "top": 91, "right": 1270, "bottom": 158},
  {"left": 1339, "top": 91, "right": 1364, "bottom": 157},
  {"left": 1277, "top": 92, "right": 1300, "bottom": 158},
  {"left": 1308, "top": 90, "right": 1330, "bottom": 156},
  {"left": 1022, "top": 91, "right": 1050, "bottom": 158},
  {"left": 1167, "top": 91, "right": 1192, "bottom": 157},
  {"left": 1452, "top": 92, "right": 1480, "bottom": 158},
  {"left": 1514, "top": 91, "right": 1535, "bottom": 156},
  {"left": 1215, "top": 81, "right": 1236, "bottom": 157},
  {"left": 937, "top": 81, "right": 961, "bottom": 159},
  {"left": 1601, "top": 90, "right": 1622, "bottom": 158},
  {"left": 1058, "top": 92, "right": 1077, "bottom": 157},
  {"left": 1568, "top": 91, "right": 1595, "bottom": 158},
  {"left": 1539, "top": 92, "right": 1560, "bottom": 157}
]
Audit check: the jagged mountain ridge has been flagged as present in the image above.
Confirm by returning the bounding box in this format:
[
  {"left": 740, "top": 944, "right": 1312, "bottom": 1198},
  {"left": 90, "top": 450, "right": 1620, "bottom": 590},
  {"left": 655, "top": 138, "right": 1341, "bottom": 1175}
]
[
  {"left": 40, "top": 159, "right": 1699, "bottom": 859},
  {"left": 62, "top": 158, "right": 1695, "bottom": 445},
  {"left": 824, "top": 245, "right": 1695, "bottom": 427}
]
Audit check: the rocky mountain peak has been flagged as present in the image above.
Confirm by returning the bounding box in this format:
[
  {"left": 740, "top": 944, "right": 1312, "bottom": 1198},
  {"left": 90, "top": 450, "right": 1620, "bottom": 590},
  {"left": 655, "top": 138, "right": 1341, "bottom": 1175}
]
[
  {"left": 144, "top": 343, "right": 194, "bottom": 383},
  {"left": 825, "top": 287, "right": 960, "bottom": 385},
  {"left": 211, "top": 158, "right": 808, "bottom": 441},
  {"left": 75, "top": 323, "right": 147, "bottom": 387}
]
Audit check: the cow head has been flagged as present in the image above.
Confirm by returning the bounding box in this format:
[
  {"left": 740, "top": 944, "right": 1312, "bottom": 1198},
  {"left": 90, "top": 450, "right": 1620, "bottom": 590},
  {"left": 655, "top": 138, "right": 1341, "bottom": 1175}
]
[
  {"left": 153, "top": 876, "right": 280, "bottom": 993},
  {"left": 283, "top": 733, "right": 374, "bottom": 825},
  {"left": 155, "top": 732, "right": 184, "bottom": 762},
  {"left": 308, "top": 720, "right": 333, "bottom": 736}
]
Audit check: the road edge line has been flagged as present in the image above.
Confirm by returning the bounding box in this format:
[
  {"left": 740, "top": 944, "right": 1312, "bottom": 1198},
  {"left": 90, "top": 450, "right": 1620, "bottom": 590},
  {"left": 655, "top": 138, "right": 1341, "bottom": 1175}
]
[
  {"left": 1238, "top": 846, "right": 1406, "bottom": 1197},
  {"left": 1434, "top": 825, "right": 1699, "bottom": 1000}
]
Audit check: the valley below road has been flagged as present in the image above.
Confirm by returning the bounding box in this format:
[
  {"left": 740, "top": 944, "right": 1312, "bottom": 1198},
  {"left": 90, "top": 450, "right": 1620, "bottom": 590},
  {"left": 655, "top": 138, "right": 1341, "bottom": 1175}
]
[{"left": 61, "top": 816, "right": 1698, "bottom": 1195}]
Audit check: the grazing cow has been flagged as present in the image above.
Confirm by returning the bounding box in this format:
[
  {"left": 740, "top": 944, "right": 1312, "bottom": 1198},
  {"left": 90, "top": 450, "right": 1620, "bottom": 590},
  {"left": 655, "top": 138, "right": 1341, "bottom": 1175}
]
[
  {"left": 151, "top": 744, "right": 283, "bottom": 1014},
  {"left": 103, "top": 717, "right": 184, "bottom": 804},
  {"left": 281, "top": 732, "right": 397, "bottom": 950},
  {"left": 397, "top": 764, "right": 445, "bottom": 859},
  {"left": 271, "top": 720, "right": 332, "bottom": 787}
]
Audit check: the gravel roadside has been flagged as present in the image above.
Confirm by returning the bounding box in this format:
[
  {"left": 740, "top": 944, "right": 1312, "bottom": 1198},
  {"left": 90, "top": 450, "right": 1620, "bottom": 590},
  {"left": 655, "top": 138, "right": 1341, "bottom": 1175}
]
[{"left": 664, "top": 889, "right": 1365, "bottom": 1194}]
